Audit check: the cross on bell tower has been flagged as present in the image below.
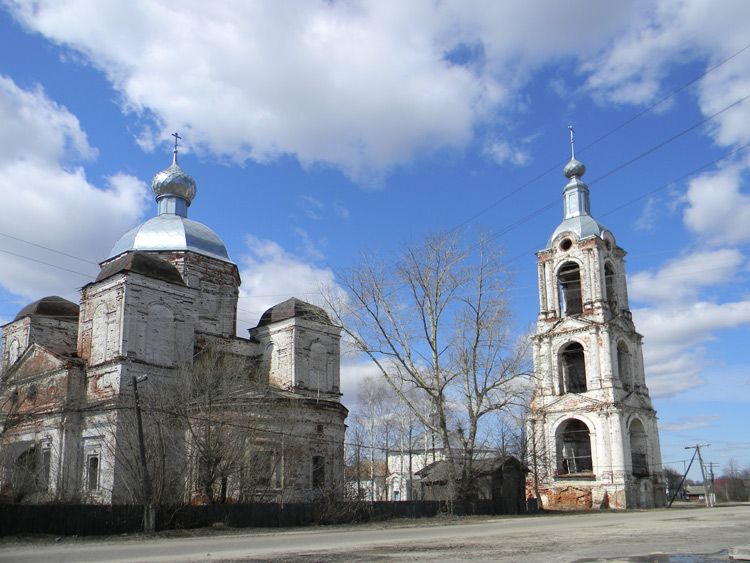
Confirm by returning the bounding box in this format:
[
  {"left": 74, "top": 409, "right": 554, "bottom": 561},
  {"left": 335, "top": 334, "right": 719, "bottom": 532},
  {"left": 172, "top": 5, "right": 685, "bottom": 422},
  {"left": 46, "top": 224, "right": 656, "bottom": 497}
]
[{"left": 526, "top": 129, "right": 665, "bottom": 510}]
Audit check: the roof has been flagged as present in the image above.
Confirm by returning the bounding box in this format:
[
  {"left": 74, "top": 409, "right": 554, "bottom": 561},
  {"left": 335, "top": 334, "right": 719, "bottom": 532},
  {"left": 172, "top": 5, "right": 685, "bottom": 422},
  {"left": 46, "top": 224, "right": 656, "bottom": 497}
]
[
  {"left": 547, "top": 215, "right": 608, "bottom": 248},
  {"left": 257, "top": 297, "right": 332, "bottom": 327},
  {"left": 107, "top": 214, "right": 232, "bottom": 263},
  {"left": 13, "top": 296, "right": 79, "bottom": 322},
  {"left": 96, "top": 251, "right": 185, "bottom": 285},
  {"left": 416, "top": 456, "right": 523, "bottom": 483}
]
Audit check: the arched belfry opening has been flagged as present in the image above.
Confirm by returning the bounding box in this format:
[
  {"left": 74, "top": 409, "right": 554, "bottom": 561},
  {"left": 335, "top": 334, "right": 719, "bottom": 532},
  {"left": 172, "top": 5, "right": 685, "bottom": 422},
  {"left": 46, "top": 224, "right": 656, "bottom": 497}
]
[
  {"left": 604, "top": 262, "right": 616, "bottom": 310},
  {"left": 617, "top": 341, "right": 632, "bottom": 391},
  {"left": 629, "top": 419, "right": 649, "bottom": 476},
  {"left": 557, "top": 419, "right": 593, "bottom": 475},
  {"left": 560, "top": 342, "right": 586, "bottom": 393},
  {"left": 558, "top": 262, "right": 582, "bottom": 316}
]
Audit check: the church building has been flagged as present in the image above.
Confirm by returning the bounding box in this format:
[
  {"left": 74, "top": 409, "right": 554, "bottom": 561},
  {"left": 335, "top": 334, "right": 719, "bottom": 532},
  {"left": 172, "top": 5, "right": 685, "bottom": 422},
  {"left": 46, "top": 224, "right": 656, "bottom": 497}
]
[
  {"left": 0, "top": 145, "right": 347, "bottom": 505},
  {"left": 526, "top": 132, "right": 666, "bottom": 509}
]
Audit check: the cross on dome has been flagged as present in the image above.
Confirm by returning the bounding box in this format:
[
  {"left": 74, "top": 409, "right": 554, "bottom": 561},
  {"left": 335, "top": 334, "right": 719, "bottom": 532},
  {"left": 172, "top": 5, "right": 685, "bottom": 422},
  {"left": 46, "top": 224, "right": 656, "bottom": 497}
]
[{"left": 569, "top": 125, "right": 576, "bottom": 159}]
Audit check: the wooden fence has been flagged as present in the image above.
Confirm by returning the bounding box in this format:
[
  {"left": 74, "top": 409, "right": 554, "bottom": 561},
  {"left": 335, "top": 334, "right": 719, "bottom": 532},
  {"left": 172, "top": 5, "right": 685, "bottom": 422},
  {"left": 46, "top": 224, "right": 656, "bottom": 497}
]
[{"left": 0, "top": 498, "right": 522, "bottom": 537}]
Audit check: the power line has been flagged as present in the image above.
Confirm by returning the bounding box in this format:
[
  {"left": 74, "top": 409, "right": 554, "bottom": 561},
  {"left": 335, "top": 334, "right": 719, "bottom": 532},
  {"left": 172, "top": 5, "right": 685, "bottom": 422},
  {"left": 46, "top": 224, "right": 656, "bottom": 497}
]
[
  {"left": 2, "top": 47, "right": 750, "bottom": 293},
  {"left": 0, "top": 231, "right": 100, "bottom": 266},
  {"left": 451, "top": 42, "right": 750, "bottom": 232},
  {"left": 503, "top": 138, "right": 750, "bottom": 266}
]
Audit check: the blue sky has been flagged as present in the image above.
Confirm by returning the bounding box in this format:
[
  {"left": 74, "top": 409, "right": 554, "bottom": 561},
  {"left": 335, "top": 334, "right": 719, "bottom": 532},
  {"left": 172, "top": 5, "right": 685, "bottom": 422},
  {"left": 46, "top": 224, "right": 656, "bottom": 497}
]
[{"left": 1, "top": 1, "right": 749, "bottom": 479}]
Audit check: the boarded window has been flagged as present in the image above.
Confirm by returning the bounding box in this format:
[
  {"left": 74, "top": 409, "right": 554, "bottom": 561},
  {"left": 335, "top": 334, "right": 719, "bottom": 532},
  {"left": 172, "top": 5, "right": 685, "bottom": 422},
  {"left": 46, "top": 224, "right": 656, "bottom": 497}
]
[
  {"left": 312, "top": 456, "right": 326, "bottom": 489},
  {"left": 561, "top": 342, "right": 586, "bottom": 393},
  {"left": 558, "top": 262, "right": 583, "bottom": 316},
  {"left": 558, "top": 419, "right": 593, "bottom": 475}
]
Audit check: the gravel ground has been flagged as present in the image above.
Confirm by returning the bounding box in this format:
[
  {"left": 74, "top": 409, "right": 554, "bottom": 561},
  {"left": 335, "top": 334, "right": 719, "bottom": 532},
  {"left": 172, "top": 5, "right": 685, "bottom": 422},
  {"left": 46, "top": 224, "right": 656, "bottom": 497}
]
[{"left": 1, "top": 503, "right": 748, "bottom": 562}]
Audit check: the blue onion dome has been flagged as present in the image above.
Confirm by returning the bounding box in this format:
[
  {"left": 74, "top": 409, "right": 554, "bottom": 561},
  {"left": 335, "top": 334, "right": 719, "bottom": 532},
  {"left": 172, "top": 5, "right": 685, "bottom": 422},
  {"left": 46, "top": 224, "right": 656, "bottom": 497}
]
[
  {"left": 563, "top": 158, "right": 586, "bottom": 179},
  {"left": 151, "top": 152, "right": 197, "bottom": 204}
]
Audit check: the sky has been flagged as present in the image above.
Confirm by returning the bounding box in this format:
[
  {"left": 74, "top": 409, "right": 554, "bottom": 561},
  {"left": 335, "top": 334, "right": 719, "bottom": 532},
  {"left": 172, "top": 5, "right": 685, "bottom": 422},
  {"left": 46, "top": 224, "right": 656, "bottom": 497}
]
[{"left": 1, "top": 0, "right": 749, "bottom": 479}]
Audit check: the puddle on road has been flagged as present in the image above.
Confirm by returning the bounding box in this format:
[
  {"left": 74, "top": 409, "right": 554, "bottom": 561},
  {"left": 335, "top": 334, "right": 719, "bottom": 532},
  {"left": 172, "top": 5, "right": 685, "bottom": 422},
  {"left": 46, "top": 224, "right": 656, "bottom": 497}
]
[{"left": 574, "top": 551, "right": 729, "bottom": 563}]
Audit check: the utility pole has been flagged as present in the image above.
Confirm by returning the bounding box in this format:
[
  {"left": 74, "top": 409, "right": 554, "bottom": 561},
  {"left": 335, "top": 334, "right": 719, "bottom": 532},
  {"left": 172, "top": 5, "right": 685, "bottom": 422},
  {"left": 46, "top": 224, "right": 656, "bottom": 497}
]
[
  {"left": 685, "top": 444, "right": 712, "bottom": 508},
  {"left": 707, "top": 462, "right": 718, "bottom": 505},
  {"left": 132, "top": 374, "right": 155, "bottom": 532}
]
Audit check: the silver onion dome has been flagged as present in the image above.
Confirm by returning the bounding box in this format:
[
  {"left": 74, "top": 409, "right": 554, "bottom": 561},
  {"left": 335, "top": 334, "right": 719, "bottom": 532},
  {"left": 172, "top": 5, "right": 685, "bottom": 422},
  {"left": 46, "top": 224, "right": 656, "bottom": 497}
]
[
  {"left": 151, "top": 152, "right": 197, "bottom": 203},
  {"left": 106, "top": 144, "right": 233, "bottom": 263},
  {"left": 563, "top": 158, "right": 586, "bottom": 179}
]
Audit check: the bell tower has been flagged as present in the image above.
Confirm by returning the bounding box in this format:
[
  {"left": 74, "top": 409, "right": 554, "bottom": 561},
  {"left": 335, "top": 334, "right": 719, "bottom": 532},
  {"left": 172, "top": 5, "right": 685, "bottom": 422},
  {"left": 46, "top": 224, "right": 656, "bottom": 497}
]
[{"left": 527, "top": 129, "right": 665, "bottom": 509}]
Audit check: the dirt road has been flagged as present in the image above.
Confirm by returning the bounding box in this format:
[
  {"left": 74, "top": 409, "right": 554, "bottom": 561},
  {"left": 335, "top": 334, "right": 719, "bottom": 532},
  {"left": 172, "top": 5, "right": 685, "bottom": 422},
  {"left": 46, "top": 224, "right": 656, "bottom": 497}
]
[{"left": 1, "top": 504, "right": 748, "bottom": 562}]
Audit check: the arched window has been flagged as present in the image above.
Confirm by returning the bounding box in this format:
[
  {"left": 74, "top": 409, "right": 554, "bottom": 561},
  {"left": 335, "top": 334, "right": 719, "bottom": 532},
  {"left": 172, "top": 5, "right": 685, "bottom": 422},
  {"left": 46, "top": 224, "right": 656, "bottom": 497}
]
[
  {"left": 558, "top": 262, "right": 583, "bottom": 316},
  {"left": 263, "top": 342, "right": 274, "bottom": 372},
  {"left": 629, "top": 419, "right": 649, "bottom": 476},
  {"left": 617, "top": 341, "right": 632, "bottom": 391},
  {"left": 560, "top": 342, "right": 586, "bottom": 393},
  {"left": 604, "top": 263, "right": 617, "bottom": 310},
  {"left": 557, "top": 419, "right": 593, "bottom": 474}
]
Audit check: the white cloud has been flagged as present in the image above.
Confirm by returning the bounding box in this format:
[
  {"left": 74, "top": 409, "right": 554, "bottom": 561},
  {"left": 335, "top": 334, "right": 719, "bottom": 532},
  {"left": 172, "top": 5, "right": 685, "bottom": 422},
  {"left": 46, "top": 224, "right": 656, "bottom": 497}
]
[
  {"left": 0, "top": 75, "right": 149, "bottom": 302},
  {"left": 683, "top": 165, "right": 750, "bottom": 245},
  {"left": 634, "top": 300, "right": 750, "bottom": 397},
  {"left": 5, "top": 0, "right": 653, "bottom": 181},
  {"left": 634, "top": 195, "right": 659, "bottom": 231},
  {"left": 660, "top": 414, "right": 722, "bottom": 432},
  {"left": 333, "top": 203, "right": 350, "bottom": 220},
  {"left": 292, "top": 228, "right": 326, "bottom": 261},
  {"left": 483, "top": 139, "right": 530, "bottom": 166},
  {"left": 298, "top": 195, "right": 324, "bottom": 220},
  {"left": 629, "top": 248, "right": 745, "bottom": 303},
  {"left": 339, "top": 357, "right": 383, "bottom": 410},
  {"left": 582, "top": 0, "right": 750, "bottom": 107},
  {"left": 236, "top": 235, "right": 338, "bottom": 330}
]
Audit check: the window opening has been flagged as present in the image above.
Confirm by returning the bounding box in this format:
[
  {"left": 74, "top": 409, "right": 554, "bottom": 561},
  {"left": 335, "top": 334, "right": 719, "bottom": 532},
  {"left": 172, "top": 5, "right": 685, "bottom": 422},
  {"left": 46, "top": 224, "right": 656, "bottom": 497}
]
[
  {"left": 561, "top": 342, "right": 586, "bottom": 393},
  {"left": 558, "top": 262, "right": 583, "bottom": 316},
  {"left": 87, "top": 454, "right": 100, "bottom": 491},
  {"left": 630, "top": 419, "right": 649, "bottom": 476},
  {"left": 558, "top": 419, "right": 593, "bottom": 474},
  {"left": 604, "top": 263, "right": 616, "bottom": 310},
  {"left": 312, "top": 456, "right": 325, "bottom": 489},
  {"left": 40, "top": 448, "right": 51, "bottom": 491},
  {"left": 617, "top": 342, "right": 632, "bottom": 391}
]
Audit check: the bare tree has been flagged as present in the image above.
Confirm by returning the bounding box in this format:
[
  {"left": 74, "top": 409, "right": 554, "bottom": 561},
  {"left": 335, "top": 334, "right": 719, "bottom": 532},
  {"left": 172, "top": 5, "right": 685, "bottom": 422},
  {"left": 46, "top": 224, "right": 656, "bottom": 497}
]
[
  {"left": 355, "top": 374, "right": 397, "bottom": 500},
  {"left": 172, "top": 347, "right": 269, "bottom": 504},
  {"left": 718, "top": 459, "right": 749, "bottom": 502},
  {"left": 96, "top": 387, "right": 187, "bottom": 507},
  {"left": 325, "top": 228, "right": 531, "bottom": 501}
]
